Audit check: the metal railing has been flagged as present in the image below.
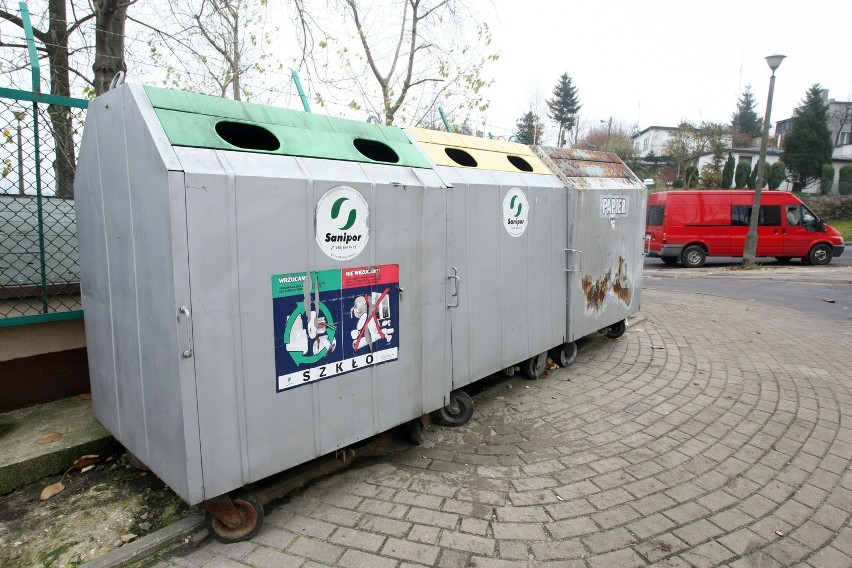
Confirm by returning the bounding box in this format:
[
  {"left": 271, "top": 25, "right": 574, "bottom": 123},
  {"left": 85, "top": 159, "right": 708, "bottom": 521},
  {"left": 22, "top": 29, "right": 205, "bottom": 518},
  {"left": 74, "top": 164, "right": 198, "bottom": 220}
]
[
  {"left": 1, "top": 2, "right": 89, "bottom": 327},
  {"left": 0, "top": 89, "right": 88, "bottom": 326}
]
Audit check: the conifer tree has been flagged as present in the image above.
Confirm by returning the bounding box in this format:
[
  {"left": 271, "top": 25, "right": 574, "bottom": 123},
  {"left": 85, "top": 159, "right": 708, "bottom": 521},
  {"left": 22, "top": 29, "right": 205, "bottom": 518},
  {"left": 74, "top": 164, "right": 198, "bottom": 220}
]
[
  {"left": 782, "top": 84, "right": 833, "bottom": 191},
  {"left": 546, "top": 73, "right": 581, "bottom": 147},
  {"left": 731, "top": 84, "right": 762, "bottom": 145},
  {"left": 515, "top": 111, "right": 545, "bottom": 145}
]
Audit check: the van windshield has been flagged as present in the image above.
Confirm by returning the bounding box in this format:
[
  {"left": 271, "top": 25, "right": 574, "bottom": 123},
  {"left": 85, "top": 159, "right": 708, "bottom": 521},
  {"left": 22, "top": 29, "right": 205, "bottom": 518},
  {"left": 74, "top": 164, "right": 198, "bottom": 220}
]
[{"left": 802, "top": 206, "right": 820, "bottom": 230}]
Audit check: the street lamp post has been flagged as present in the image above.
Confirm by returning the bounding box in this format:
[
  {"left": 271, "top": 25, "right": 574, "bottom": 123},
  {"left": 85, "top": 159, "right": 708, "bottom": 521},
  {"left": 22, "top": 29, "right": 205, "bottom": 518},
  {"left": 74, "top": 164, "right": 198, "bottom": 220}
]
[
  {"left": 743, "top": 53, "right": 785, "bottom": 267},
  {"left": 601, "top": 117, "right": 613, "bottom": 151}
]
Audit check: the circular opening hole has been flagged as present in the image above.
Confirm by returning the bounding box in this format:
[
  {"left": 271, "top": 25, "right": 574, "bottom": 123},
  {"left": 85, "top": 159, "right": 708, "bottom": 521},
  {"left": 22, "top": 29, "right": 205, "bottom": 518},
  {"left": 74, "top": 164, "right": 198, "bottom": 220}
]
[
  {"left": 215, "top": 121, "right": 280, "bottom": 151},
  {"left": 444, "top": 147, "right": 477, "bottom": 167},
  {"left": 353, "top": 138, "right": 399, "bottom": 163},
  {"left": 507, "top": 155, "right": 533, "bottom": 172}
]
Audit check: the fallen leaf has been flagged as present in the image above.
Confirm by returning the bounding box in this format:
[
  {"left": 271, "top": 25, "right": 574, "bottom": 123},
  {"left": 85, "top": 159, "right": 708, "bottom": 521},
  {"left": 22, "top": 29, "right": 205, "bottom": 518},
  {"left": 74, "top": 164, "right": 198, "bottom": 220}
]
[
  {"left": 72, "top": 454, "right": 100, "bottom": 470},
  {"left": 652, "top": 345, "right": 666, "bottom": 350},
  {"left": 75, "top": 393, "right": 92, "bottom": 401},
  {"left": 120, "top": 534, "right": 138, "bottom": 543},
  {"left": 81, "top": 465, "right": 95, "bottom": 473},
  {"left": 36, "top": 432, "right": 62, "bottom": 445},
  {"left": 40, "top": 482, "right": 65, "bottom": 500}
]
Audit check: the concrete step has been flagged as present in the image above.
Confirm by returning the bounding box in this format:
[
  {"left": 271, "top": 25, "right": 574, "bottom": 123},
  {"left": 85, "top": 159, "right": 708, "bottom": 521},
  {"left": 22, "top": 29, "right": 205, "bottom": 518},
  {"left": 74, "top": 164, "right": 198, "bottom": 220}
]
[{"left": 0, "top": 396, "right": 119, "bottom": 495}]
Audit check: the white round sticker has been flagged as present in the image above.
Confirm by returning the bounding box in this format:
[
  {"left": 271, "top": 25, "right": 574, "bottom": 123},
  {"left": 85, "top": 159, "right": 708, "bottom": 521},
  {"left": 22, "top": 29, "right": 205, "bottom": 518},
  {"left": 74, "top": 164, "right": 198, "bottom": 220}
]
[
  {"left": 316, "top": 186, "right": 369, "bottom": 261},
  {"left": 503, "top": 188, "right": 529, "bottom": 237}
]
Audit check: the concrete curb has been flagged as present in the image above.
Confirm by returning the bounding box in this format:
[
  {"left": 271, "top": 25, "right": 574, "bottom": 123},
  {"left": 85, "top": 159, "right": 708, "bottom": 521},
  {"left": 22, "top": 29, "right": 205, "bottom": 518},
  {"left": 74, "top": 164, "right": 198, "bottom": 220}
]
[{"left": 80, "top": 515, "right": 205, "bottom": 568}]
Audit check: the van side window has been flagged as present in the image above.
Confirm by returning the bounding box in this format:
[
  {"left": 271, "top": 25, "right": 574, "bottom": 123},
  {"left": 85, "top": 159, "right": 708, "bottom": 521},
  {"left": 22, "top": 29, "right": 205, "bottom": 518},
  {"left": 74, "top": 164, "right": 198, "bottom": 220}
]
[
  {"left": 731, "top": 205, "right": 750, "bottom": 226},
  {"left": 646, "top": 205, "right": 664, "bottom": 226},
  {"left": 730, "top": 205, "right": 781, "bottom": 226},
  {"left": 786, "top": 205, "right": 800, "bottom": 226}
]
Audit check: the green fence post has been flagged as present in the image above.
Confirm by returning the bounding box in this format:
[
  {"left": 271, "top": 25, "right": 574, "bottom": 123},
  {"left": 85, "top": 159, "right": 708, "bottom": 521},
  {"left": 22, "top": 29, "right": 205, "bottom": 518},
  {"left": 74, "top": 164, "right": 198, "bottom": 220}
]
[
  {"left": 291, "top": 71, "right": 311, "bottom": 113},
  {"left": 20, "top": 1, "right": 49, "bottom": 313}
]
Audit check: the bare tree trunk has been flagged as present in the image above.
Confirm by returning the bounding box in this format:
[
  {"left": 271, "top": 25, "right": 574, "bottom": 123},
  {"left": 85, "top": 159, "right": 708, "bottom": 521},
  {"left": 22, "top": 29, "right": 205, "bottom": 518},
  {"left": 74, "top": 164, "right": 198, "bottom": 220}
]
[
  {"left": 231, "top": 5, "right": 240, "bottom": 100},
  {"left": 47, "top": 0, "right": 75, "bottom": 199},
  {"left": 92, "top": 0, "right": 128, "bottom": 96}
]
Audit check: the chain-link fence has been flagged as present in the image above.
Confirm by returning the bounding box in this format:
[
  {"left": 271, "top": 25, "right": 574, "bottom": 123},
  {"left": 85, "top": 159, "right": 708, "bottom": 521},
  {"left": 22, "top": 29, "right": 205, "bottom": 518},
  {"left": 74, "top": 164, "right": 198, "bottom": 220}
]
[{"left": 0, "top": 88, "right": 88, "bottom": 326}]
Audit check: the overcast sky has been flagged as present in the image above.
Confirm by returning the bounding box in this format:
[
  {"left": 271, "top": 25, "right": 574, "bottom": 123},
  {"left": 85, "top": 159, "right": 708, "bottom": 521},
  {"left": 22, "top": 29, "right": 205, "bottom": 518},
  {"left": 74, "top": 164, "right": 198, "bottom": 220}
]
[{"left": 475, "top": 0, "right": 852, "bottom": 139}]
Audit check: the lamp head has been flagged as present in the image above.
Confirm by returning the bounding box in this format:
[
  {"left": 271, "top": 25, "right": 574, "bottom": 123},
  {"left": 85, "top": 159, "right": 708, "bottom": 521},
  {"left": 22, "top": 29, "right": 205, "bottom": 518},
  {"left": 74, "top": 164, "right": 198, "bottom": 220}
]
[{"left": 765, "top": 54, "right": 786, "bottom": 72}]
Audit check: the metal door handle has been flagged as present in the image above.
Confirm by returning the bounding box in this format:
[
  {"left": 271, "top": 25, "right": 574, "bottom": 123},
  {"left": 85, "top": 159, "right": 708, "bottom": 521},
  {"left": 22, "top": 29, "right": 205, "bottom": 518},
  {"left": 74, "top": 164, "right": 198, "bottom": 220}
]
[
  {"left": 447, "top": 267, "right": 460, "bottom": 308},
  {"left": 178, "top": 306, "right": 193, "bottom": 358},
  {"left": 564, "top": 249, "right": 582, "bottom": 273}
]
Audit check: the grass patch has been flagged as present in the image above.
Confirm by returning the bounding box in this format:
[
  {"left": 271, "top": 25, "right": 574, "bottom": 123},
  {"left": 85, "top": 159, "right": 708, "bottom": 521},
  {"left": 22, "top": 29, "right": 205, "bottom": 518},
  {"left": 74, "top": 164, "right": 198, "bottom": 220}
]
[{"left": 827, "top": 218, "right": 852, "bottom": 241}]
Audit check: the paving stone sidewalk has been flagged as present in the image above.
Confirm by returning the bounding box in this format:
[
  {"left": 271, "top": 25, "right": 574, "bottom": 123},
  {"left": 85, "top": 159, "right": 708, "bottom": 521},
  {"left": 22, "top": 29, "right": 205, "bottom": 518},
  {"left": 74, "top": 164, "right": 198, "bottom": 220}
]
[{"left": 145, "top": 288, "right": 852, "bottom": 568}]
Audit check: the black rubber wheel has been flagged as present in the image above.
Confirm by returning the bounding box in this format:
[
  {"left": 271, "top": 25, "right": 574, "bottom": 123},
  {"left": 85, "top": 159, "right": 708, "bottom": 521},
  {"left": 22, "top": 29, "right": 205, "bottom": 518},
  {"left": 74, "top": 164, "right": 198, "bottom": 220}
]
[
  {"left": 549, "top": 342, "right": 577, "bottom": 367},
  {"left": 205, "top": 494, "right": 264, "bottom": 543},
  {"left": 807, "top": 243, "right": 832, "bottom": 265},
  {"left": 661, "top": 257, "right": 679, "bottom": 265},
  {"left": 681, "top": 245, "right": 706, "bottom": 268},
  {"left": 407, "top": 418, "right": 427, "bottom": 445},
  {"left": 774, "top": 256, "right": 792, "bottom": 263},
  {"left": 605, "top": 319, "right": 627, "bottom": 339},
  {"left": 522, "top": 352, "right": 548, "bottom": 380},
  {"left": 433, "top": 390, "right": 474, "bottom": 427}
]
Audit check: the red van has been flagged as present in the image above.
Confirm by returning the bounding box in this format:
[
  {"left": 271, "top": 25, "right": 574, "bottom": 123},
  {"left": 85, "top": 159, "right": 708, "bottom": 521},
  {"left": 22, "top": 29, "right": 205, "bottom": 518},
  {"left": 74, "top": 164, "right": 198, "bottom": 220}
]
[{"left": 645, "top": 190, "right": 845, "bottom": 267}]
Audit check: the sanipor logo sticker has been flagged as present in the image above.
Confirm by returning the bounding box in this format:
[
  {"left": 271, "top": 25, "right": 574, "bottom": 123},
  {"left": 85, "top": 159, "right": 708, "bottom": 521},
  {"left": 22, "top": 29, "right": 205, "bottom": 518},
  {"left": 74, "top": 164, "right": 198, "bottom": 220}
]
[
  {"left": 316, "top": 185, "right": 369, "bottom": 261},
  {"left": 502, "top": 188, "right": 529, "bottom": 237}
]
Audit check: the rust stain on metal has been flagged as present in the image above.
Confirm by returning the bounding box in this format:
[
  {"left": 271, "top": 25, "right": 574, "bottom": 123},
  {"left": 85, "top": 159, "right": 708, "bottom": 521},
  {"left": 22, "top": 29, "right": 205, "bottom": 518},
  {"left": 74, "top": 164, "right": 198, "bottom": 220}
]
[
  {"left": 581, "top": 270, "right": 611, "bottom": 312},
  {"left": 612, "top": 256, "right": 632, "bottom": 306}
]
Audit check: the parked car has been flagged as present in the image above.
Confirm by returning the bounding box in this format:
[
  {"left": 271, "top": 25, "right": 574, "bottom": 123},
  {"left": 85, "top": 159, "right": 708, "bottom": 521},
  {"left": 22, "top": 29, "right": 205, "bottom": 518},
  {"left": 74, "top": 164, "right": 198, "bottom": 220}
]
[
  {"left": 643, "top": 178, "right": 655, "bottom": 188},
  {"left": 645, "top": 190, "right": 845, "bottom": 267}
]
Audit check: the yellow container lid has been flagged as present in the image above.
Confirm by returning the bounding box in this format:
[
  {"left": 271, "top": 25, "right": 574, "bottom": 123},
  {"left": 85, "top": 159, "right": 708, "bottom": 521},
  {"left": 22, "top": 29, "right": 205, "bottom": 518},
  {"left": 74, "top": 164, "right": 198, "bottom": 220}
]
[{"left": 406, "top": 127, "right": 551, "bottom": 174}]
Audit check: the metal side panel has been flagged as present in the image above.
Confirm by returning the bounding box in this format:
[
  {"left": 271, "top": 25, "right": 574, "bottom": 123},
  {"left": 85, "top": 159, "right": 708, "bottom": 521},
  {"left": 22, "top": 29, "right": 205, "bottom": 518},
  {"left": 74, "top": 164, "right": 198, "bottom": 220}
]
[
  {"left": 180, "top": 152, "right": 246, "bottom": 499},
  {"left": 77, "top": 95, "right": 120, "bottom": 438},
  {"left": 77, "top": 87, "right": 197, "bottom": 503}
]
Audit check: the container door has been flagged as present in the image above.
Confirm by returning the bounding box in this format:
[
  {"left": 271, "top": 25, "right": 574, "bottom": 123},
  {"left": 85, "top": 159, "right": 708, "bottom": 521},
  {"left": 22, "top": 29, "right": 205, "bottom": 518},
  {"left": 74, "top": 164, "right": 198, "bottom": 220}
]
[{"left": 567, "top": 188, "right": 639, "bottom": 340}]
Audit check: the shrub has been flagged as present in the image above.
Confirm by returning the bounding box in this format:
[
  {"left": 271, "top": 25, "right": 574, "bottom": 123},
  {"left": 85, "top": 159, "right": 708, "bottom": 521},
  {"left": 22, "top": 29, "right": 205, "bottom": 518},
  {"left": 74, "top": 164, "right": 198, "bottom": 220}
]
[
  {"left": 799, "top": 194, "right": 852, "bottom": 220},
  {"left": 735, "top": 162, "right": 750, "bottom": 188},
  {"left": 821, "top": 164, "right": 835, "bottom": 194},
  {"left": 768, "top": 161, "right": 786, "bottom": 190},
  {"left": 672, "top": 179, "right": 684, "bottom": 188},
  {"left": 839, "top": 165, "right": 852, "bottom": 196}
]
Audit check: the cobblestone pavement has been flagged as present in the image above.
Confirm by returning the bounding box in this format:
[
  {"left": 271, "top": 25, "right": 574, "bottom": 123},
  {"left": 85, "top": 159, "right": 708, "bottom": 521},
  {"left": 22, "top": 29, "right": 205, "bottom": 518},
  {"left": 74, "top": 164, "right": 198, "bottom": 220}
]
[{"left": 148, "top": 288, "right": 852, "bottom": 568}]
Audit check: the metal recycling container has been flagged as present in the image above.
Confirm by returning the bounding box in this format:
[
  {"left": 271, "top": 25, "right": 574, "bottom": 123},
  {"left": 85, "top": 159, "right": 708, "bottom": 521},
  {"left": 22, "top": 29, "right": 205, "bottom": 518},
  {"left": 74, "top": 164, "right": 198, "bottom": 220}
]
[
  {"left": 75, "top": 84, "right": 450, "bottom": 506},
  {"left": 534, "top": 147, "right": 646, "bottom": 342},
  {"left": 406, "top": 128, "right": 567, "bottom": 385}
]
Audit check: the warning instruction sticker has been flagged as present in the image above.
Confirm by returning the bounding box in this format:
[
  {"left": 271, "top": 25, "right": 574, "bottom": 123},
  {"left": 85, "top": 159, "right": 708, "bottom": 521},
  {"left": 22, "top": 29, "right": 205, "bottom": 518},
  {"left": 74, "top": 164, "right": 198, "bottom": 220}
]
[{"left": 272, "top": 264, "right": 400, "bottom": 392}]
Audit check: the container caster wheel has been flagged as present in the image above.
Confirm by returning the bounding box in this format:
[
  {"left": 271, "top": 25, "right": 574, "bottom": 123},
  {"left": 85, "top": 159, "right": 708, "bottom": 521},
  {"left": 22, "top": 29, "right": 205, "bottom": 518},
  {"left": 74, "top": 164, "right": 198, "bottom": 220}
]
[
  {"left": 549, "top": 342, "right": 577, "bottom": 367},
  {"left": 204, "top": 493, "right": 264, "bottom": 543},
  {"left": 605, "top": 320, "right": 627, "bottom": 339},
  {"left": 432, "top": 390, "right": 474, "bottom": 426},
  {"left": 406, "top": 416, "right": 428, "bottom": 446},
  {"left": 522, "top": 351, "right": 548, "bottom": 380}
]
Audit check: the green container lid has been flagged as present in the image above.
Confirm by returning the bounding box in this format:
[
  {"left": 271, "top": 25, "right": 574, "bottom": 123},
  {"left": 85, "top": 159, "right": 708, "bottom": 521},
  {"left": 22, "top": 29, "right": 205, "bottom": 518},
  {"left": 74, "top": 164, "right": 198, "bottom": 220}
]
[{"left": 143, "top": 86, "right": 431, "bottom": 168}]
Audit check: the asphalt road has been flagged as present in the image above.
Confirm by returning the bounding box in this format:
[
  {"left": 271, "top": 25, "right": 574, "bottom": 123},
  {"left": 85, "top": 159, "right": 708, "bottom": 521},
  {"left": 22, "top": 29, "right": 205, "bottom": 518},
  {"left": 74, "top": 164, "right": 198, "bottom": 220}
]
[{"left": 643, "top": 252, "right": 852, "bottom": 325}]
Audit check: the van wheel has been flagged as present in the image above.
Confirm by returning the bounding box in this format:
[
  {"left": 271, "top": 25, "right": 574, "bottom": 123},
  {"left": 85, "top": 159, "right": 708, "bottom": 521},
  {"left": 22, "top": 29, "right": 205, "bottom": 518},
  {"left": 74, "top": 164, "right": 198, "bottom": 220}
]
[
  {"left": 681, "top": 245, "right": 706, "bottom": 268},
  {"left": 661, "top": 257, "right": 679, "bottom": 265},
  {"left": 807, "top": 243, "right": 832, "bottom": 265}
]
